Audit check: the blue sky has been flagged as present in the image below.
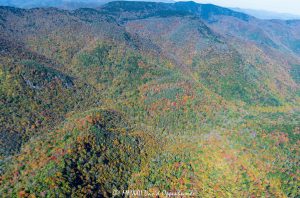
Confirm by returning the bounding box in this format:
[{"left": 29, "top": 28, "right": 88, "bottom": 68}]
[{"left": 193, "top": 0, "right": 300, "bottom": 15}]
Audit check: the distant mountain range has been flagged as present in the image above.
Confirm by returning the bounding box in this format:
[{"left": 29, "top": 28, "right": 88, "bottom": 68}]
[{"left": 233, "top": 8, "right": 300, "bottom": 20}]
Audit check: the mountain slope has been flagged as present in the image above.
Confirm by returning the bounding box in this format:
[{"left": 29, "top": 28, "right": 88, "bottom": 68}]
[
  {"left": 0, "top": 109, "right": 153, "bottom": 197},
  {"left": 0, "top": 35, "right": 108, "bottom": 155},
  {"left": 0, "top": 2, "right": 299, "bottom": 197},
  {"left": 99, "top": 1, "right": 299, "bottom": 105}
]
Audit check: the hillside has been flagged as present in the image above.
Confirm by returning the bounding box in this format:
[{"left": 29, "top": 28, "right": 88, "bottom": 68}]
[{"left": 0, "top": 1, "right": 299, "bottom": 197}]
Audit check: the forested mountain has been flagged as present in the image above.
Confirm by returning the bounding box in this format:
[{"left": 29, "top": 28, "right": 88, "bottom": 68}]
[{"left": 0, "top": 1, "right": 299, "bottom": 197}]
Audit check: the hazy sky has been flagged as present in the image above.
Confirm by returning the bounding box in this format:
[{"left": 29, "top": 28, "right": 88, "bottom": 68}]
[{"left": 193, "top": 0, "right": 300, "bottom": 15}]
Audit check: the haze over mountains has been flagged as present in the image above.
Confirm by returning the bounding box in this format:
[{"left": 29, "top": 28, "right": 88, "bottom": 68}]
[
  {"left": 233, "top": 8, "right": 300, "bottom": 20},
  {"left": 0, "top": 1, "right": 299, "bottom": 197}
]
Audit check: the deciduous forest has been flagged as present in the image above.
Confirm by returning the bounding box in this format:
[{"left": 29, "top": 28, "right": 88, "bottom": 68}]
[{"left": 0, "top": 1, "right": 299, "bottom": 197}]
